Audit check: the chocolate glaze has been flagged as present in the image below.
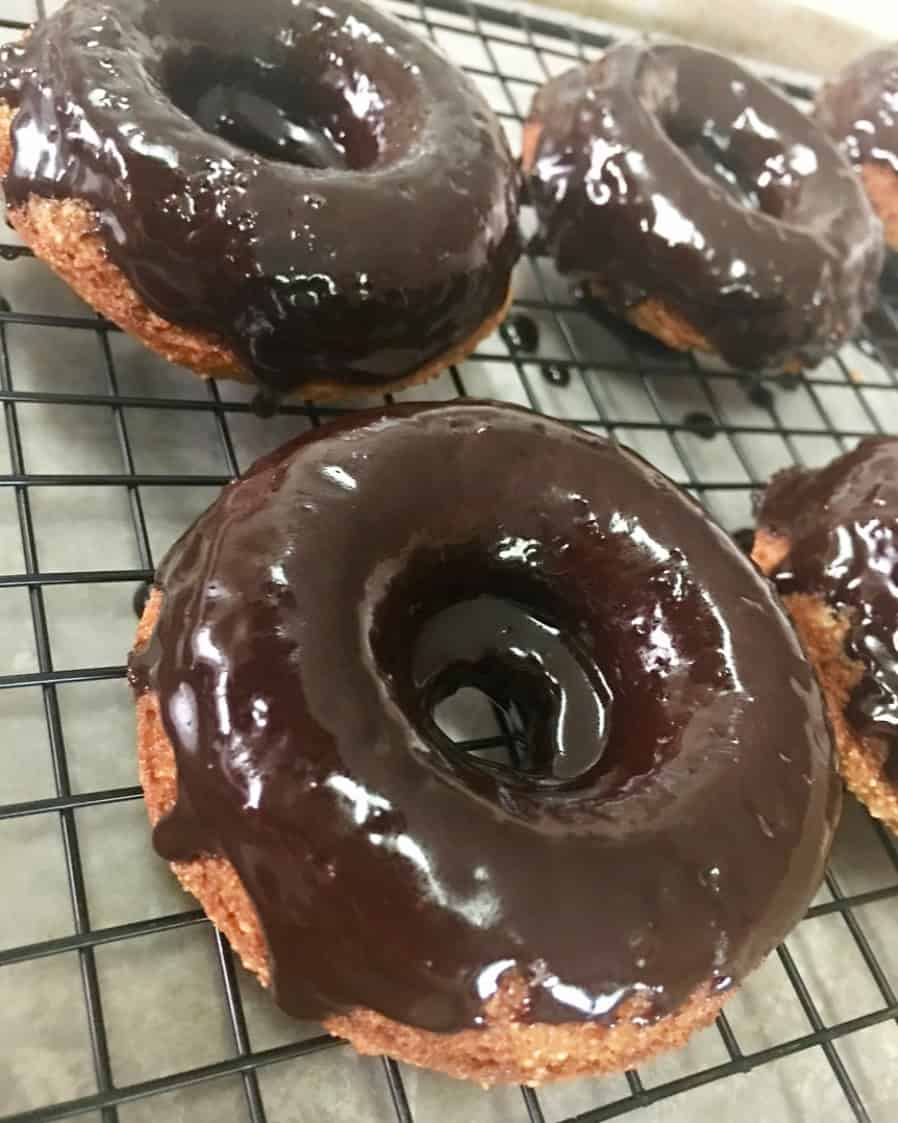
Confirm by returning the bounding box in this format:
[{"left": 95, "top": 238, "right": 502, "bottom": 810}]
[
  {"left": 130, "top": 401, "right": 839, "bottom": 1032},
  {"left": 815, "top": 45, "right": 898, "bottom": 175},
  {"left": 0, "top": 0, "right": 519, "bottom": 393},
  {"left": 683, "top": 411, "right": 717, "bottom": 440},
  {"left": 132, "top": 580, "right": 151, "bottom": 620},
  {"left": 505, "top": 313, "right": 540, "bottom": 353},
  {"left": 525, "top": 42, "right": 883, "bottom": 371},
  {"left": 758, "top": 437, "right": 898, "bottom": 774}
]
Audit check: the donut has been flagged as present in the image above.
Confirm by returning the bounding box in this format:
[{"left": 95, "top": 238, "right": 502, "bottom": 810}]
[
  {"left": 815, "top": 45, "right": 898, "bottom": 251},
  {"left": 522, "top": 42, "right": 884, "bottom": 371},
  {"left": 129, "top": 400, "right": 840, "bottom": 1085},
  {"left": 0, "top": 0, "right": 519, "bottom": 401},
  {"left": 753, "top": 437, "right": 898, "bottom": 833}
]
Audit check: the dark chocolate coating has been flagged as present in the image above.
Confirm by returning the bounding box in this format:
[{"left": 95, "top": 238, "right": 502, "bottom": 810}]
[
  {"left": 758, "top": 437, "right": 898, "bottom": 768},
  {"left": 815, "top": 45, "right": 898, "bottom": 174},
  {"left": 130, "top": 401, "right": 839, "bottom": 1033},
  {"left": 0, "top": 0, "right": 519, "bottom": 392},
  {"left": 525, "top": 42, "right": 883, "bottom": 370}
]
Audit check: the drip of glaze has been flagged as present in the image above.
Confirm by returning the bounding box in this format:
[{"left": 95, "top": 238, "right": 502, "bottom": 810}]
[
  {"left": 130, "top": 401, "right": 839, "bottom": 1034},
  {"left": 758, "top": 437, "right": 898, "bottom": 773},
  {"left": 747, "top": 382, "right": 775, "bottom": 411},
  {"left": 505, "top": 313, "right": 540, "bottom": 353},
  {"left": 778, "top": 371, "right": 802, "bottom": 392},
  {"left": 250, "top": 388, "right": 281, "bottom": 418},
  {"left": 132, "top": 580, "right": 151, "bottom": 620},
  {"left": 542, "top": 363, "right": 570, "bottom": 387},
  {"left": 683, "top": 411, "right": 717, "bottom": 440}
]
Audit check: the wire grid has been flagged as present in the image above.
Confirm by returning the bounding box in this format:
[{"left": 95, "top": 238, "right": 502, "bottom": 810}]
[{"left": 2, "top": 1, "right": 898, "bottom": 1121}]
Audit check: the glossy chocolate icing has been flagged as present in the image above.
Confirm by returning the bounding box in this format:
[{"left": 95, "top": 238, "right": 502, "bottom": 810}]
[
  {"left": 0, "top": 0, "right": 519, "bottom": 392},
  {"left": 525, "top": 42, "right": 883, "bottom": 370},
  {"left": 130, "top": 401, "right": 839, "bottom": 1032},
  {"left": 815, "top": 45, "right": 898, "bottom": 175},
  {"left": 758, "top": 437, "right": 898, "bottom": 776}
]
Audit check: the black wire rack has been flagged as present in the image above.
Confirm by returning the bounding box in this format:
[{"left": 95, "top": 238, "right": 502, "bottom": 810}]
[{"left": 3, "top": 1, "right": 898, "bottom": 1121}]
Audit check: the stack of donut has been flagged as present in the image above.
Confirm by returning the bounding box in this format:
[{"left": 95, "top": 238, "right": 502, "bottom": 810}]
[{"left": 3, "top": 0, "right": 898, "bottom": 1087}]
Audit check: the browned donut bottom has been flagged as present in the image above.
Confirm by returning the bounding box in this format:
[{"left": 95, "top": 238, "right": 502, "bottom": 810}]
[
  {"left": 134, "top": 588, "right": 728, "bottom": 1086},
  {"left": 860, "top": 163, "right": 898, "bottom": 253},
  {"left": 522, "top": 121, "right": 804, "bottom": 373},
  {"left": 752, "top": 531, "right": 898, "bottom": 834},
  {"left": 0, "top": 102, "right": 511, "bottom": 403}
]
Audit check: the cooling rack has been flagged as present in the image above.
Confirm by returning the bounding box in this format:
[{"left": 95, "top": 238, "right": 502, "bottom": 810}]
[{"left": 2, "top": 0, "right": 898, "bottom": 1120}]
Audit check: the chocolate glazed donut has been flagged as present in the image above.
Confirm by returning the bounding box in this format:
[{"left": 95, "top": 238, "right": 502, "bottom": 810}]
[
  {"left": 0, "top": 0, "right": 519, "bottom": 400},
  {"left": 754, "top": 437, "right": 898, "bottom": 834},
  {"left": 522, "top": 42, "right": 883, "bottom": 371},
  {"left": 815, "top": 45, "right": 898, "bottom": 252},
  {"left": 129, "top": 401, "right": 840, "bottom": 1085}
]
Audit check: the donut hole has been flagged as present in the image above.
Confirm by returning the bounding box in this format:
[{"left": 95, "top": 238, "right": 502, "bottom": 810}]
[
  {"left": 660, "top": 115, "right": 764, "bottom": 210},
  {"left": 430, "top": 687, "right": 526, "bottom": 769},
  {"left": 372, "top": 548, "right": 615, "bottom": 793},
  {"left": 371, "top": 533, "right": 742, "bottom": 801},
  {"left": 421, "top": 625, "right": 608, "bottom": 790},
  {"left": 162, "top": 46, "right": 387, "bottom": 170},
  {"left": 423, "top": 649, "right": 562, "bottom": 781}
]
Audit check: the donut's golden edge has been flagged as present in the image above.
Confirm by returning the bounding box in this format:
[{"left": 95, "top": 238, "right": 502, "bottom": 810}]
[
  {"left": 860, "top": 164, "right": 898, "bottom": 252},
  {"left": 0, "top": 101, "right": 512, "bottom": 402},
  {"left": 134, "top": 589, "right": 728, "bottom": 1086},
  {"left": 752, "top": 531, "right": 898, "bottom": 834}
]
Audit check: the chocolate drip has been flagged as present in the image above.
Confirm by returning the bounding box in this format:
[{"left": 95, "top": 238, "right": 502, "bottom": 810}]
[
  {"left": 130, "top": 402, "right": 838, "bottom": 1032},
  {"left": 525, "top": 42, "right": 883, "bottom": 371},
  {"left": 816, "top": 45, "right": 898, "bottom": 174},
  {"left": 504, "top": 313, "right": 540, "bottom": 353},
  {"left": 758, "top": 437, "right": 898, "bottom": 772},
  {"left": 0, "top": 0, "right": 519, "bottom": 392}
]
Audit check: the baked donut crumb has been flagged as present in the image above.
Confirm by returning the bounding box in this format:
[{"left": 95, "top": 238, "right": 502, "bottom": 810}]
[{"left": 753, "top": 530, "right": 898, "bottom": 834}]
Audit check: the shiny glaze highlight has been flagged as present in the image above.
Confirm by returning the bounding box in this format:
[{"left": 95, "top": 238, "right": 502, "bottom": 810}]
[
  {"left": 816, "top": 45, "right": 898, "bottom": 175},
  {"left": 758, "top": 437, "right": 898, "bottom": 776},
  {"left": 525, "top": 42, "right": 883, "bottom": 370},
  {"left": 0, "top": 0, "right": 519, "bottom": 393},
  {"left": 130, "top": 402, "right": 839, "bottom": 1032}
]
